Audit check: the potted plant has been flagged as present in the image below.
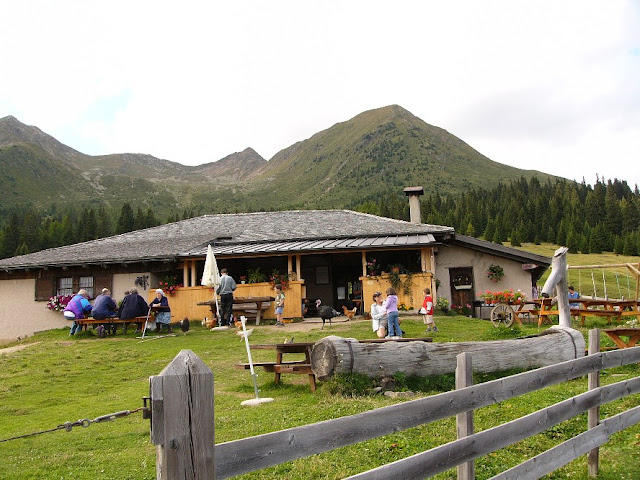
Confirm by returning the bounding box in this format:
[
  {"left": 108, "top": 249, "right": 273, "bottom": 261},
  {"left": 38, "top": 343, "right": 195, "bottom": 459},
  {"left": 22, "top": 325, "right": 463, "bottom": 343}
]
[
  {"left": 247, "top": 267, "right": 267, "bottom": 284},
  {"left": 366, "top": 257, "right": 380, "bottom": 277},
  {"left": 269, "top": 269, "right": 289, "bottom": 290},
  {"left": 240, "top": 275, "right": 247, "bottom": 284},
  {"left": 387, "top": 268, "right": 402, "bottom": 292}
]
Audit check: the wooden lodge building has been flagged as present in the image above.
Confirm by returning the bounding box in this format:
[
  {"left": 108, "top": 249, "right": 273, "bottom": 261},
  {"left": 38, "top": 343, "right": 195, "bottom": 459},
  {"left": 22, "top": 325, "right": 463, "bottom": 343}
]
[{"left": 0, "top": 189, "right": 550, "bottom": 344}]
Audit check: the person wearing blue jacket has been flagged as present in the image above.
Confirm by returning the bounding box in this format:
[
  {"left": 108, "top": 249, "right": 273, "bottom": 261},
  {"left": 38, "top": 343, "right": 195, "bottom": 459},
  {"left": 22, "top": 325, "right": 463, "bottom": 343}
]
[{"left": 92, "top": 288, "right": 118, "bottom": 319}]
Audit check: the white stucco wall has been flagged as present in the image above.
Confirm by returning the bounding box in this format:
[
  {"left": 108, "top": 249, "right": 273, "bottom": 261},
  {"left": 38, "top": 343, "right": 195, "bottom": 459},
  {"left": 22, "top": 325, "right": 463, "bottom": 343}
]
[
  {"left": 435, "top": 245, "right": 534, "bottom": 304},
  {"left": 0, "top": 278, "right": 66, "bottom": 346},
  {"left": 112, "top": 272, "right": 152, "bottom": 303},
  {"left": 0, "top": 272, "right": 153, "bottom": 346}
]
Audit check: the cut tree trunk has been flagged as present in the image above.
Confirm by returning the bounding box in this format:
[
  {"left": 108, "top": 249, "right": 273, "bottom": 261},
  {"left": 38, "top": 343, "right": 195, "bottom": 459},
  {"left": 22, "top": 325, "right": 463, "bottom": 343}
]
[{"left": 311, "top": 327, "right": 585, "bottom": 380}]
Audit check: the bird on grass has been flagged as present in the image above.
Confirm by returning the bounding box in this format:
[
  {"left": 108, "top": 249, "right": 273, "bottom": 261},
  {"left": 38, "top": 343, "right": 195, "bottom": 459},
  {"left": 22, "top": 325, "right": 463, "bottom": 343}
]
[
  {"left": 342, "top": 305, "right": 357, "bottom": 320},
  {"left": 179, "top": 317, "right": 190, "bottom": 333},
  {"left": 202, "top": 317, "right": 216, "bottom": 329},
  {"left": 316, "top": 299, "right": 341, "bottom": 330},
  {"left": 236, "top": 328, "right": 254, "bottom": 339}
]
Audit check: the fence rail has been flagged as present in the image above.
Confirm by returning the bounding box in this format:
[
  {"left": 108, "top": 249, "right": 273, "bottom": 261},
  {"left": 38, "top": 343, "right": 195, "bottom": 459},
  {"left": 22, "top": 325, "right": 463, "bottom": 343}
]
[{"left": 150, "top": 334, "right": 640, "bottom": 479}]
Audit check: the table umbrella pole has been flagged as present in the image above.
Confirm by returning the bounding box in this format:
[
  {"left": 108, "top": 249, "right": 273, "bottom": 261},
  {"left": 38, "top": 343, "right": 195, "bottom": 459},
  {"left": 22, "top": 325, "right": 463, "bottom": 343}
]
[{"left": 240, "top": 316, "right": 273, "bottom": 406}]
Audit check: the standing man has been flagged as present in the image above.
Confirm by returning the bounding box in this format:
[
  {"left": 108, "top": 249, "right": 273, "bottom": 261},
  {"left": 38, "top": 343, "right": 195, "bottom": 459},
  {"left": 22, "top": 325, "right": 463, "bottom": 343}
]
[{"left": 217, "top": 268, "right": 237, "bottom": 327}]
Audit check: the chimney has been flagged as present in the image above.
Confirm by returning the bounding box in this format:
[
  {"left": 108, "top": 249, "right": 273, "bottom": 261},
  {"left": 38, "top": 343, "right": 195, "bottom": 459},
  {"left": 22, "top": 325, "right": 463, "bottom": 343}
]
[{"left": 403, "top": 186, "right": 424, "bottom": 224}]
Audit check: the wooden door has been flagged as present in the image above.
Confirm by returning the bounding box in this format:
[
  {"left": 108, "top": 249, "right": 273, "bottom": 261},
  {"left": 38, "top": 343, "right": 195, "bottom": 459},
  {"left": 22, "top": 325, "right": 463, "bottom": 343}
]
[{"left": 449, "top": 267, "right": 475, "bottom": 313}]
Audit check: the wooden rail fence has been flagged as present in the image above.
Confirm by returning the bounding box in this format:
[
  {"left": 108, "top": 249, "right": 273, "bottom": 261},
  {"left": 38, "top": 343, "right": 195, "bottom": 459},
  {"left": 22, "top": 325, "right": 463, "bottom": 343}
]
[{"left": 150, "top": 331, "right": 640, "bottom": 479}]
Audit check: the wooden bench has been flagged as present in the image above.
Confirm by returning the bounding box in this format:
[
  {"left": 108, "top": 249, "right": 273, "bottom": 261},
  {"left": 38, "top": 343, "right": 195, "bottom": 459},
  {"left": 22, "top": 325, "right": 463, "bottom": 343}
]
[
  {"left": 236, "top": 361, "right": 313, "bottom": 374},
  {"left": 232, "top": 302, "right": 271, "bottom": 323},
  {"left": 75, "top": 316, "right": 177, "bottom": 334}
]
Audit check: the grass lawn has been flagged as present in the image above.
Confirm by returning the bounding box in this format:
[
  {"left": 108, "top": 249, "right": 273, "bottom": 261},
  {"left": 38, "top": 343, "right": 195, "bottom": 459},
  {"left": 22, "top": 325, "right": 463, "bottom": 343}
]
[{"left": 0, "top": 313, "right": 638, "bottom": 480}]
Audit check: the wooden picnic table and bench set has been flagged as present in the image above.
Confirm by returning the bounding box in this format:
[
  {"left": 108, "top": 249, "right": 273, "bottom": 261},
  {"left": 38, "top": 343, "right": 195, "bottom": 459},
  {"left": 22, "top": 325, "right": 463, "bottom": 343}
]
[
  {"left": 236, "top": 337, "right": 433, "bottom": 392},
  {"left": 492, "top": 298, "right": 640, "bottom": 327},
  {"left": 74, "top": 316, "right": 150, "bottom": 334},
  {"left": 75, "top": 305, "right": 179, "bottom": 334},
  {"left": 197, "top": 296, "right": 275, "bottom": 325}
]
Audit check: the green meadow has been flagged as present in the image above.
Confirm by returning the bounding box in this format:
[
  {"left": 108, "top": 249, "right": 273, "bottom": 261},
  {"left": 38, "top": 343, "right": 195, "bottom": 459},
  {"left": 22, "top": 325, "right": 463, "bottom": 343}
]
[{"left": 0, "top": 312, "right": 638, "bottom": 479}]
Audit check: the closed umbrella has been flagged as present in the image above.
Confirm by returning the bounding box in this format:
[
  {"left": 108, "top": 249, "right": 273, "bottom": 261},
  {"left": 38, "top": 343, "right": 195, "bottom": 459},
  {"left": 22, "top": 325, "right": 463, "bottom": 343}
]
[{"left": 201, "top": 244, "right": 221, "bottom": 326}]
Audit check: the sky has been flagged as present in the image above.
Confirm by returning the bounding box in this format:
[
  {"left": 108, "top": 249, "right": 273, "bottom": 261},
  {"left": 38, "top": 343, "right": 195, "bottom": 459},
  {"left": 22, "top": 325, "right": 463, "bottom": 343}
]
[{"left": 1, "top": 0, "right": 639, "bottom": 187}]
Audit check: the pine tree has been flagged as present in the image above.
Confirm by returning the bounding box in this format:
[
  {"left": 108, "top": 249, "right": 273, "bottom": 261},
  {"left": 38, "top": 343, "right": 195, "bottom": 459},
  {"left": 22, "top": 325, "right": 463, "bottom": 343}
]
[
  {"left": 14, "top": 241, "right": 29, "bottom": 256},
  {"left": 116, "top": 203, "right": 135, "bottom": 234},
  {"left": 96, "top": 205, "right": 112, "bottom": 239}
]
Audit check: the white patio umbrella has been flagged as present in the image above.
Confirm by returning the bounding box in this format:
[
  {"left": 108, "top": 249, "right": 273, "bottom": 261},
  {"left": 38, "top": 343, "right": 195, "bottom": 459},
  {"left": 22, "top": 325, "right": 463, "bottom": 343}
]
[{"left": 201, "top": 244, "right": 222, "bottom": 327}]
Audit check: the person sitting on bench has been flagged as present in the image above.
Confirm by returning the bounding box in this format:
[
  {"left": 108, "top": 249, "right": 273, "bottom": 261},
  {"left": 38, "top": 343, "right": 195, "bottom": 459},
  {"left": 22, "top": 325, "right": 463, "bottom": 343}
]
[
  {"left": 118, "top": 287, "right": 149, "bottom": 332},
  {"left": 150, "top": 289, "right": 172, "bottom": 333},
  {"left": 92, "top": 288, "right": 118, "bottom": 335}
]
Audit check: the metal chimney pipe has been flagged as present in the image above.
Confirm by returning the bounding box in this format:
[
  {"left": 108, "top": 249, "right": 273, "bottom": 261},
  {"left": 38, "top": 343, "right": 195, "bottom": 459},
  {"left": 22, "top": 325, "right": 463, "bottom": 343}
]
[{"left": 403, "top": 186, "right": 424, "bottom": 224}]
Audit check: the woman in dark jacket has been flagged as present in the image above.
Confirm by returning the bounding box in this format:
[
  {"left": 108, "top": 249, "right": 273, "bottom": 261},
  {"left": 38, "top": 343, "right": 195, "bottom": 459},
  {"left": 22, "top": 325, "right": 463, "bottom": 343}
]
[{"left": 117, "top": 287, "right": 149, "bottom": 332}]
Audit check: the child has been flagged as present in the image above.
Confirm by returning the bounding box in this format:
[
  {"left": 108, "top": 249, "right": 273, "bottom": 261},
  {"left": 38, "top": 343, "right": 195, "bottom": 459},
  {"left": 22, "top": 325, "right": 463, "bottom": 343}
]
[
  {"left": 370, "top": 291, "right": 387, "bottom": 338},
  {"left": 383, "top": 287, "right": 402, "bottom": 338},
  {"left": 422, "top": 288, "right": 437, "bottom": 332},
  {"left": 274, "top": 284, "right": 285, "bottom": 327}
]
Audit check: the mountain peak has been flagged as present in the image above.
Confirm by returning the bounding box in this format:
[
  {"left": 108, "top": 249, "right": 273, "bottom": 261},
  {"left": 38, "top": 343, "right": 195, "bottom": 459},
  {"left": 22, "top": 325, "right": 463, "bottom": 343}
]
[{"left": 0, "top": 115, "right": 85, "bottom": 160}]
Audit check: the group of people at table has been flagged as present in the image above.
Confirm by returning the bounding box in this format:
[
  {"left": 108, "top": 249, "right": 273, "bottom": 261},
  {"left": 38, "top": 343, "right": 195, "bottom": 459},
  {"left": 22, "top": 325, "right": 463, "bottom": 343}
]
[
  {"left": 63, "top": 287, "right": 172, "bottom": 335},
  {"left": 370, "top": 287, "right": 437, "bottom": 338}
]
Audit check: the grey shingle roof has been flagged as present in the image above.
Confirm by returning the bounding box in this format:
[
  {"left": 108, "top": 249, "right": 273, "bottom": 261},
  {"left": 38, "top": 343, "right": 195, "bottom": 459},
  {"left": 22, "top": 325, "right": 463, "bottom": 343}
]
[{"left": 0, "top": 210, "right": 453, "bottom": 270}]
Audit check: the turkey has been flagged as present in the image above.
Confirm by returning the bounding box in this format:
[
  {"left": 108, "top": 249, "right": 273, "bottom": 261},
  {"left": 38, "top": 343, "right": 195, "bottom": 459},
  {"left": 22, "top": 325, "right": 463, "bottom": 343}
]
[{"left": 316, "top": 299, "right": 341, "bottom": 329}]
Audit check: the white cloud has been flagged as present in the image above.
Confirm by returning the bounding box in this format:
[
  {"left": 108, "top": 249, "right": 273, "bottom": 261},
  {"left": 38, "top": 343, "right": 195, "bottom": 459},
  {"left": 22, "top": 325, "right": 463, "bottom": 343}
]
[{"left": 1, "top": 0, "right": 639, "bottom": 186}]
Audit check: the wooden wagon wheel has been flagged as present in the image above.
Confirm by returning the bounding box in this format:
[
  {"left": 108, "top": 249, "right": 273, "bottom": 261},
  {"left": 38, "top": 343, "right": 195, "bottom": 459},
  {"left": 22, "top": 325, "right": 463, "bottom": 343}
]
[{"left": 490, "top": 303, "right": 516, "bottom": 328}]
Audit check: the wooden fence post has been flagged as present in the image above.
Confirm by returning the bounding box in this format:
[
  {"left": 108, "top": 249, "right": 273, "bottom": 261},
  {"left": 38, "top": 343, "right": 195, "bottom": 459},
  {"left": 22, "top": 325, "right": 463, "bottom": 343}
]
[
  {"left": 150, "top": 349, "right": 215, "bottom": 480},
  {"left": 588, "top": 329, "right": 600, "bottom": 477},
  {"left": 456, "top": 352, "right": 474, "bottom": 480}
]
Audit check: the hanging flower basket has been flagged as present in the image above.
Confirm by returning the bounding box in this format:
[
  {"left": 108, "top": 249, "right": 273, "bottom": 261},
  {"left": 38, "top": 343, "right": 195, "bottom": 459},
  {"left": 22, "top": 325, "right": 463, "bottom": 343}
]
[{"left": 486, "top": 264, "right": 505, "bottom": 283}]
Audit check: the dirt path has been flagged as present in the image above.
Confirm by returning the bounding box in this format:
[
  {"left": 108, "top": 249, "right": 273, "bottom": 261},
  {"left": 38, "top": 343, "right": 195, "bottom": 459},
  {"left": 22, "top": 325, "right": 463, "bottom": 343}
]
[
  {"left": 0, "top": 342, "right": 40, "bottom": 355},
  {"left": 235, "top": 316, "right": 369, "bottom": 333}
]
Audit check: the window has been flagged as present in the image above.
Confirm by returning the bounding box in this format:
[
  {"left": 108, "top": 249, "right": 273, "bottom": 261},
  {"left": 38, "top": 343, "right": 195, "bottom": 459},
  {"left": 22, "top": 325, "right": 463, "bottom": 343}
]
[
  {"left": 56, "top": 276, "right": 95, "bottom": 298},
  {"left": 79, "top": 276, "right": 94, "bottom": 298},
  {"left": 315, "top": 266, "right": 329, "bottom": 285},
  {"left": 58, "top": 277, "right": 73, "bottom": 296},
  {"left": 37, "top": 272, "right": 111, "bottom": 302}
]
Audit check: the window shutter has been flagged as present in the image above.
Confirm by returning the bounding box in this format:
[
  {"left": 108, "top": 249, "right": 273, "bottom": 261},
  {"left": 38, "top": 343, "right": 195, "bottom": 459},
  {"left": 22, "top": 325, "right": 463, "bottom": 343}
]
[
  {"left": 93, "top": 273, "right": 113, "bottom": 293},
  {"left": 35, "top": 275, "right": 56, "bottom": 301}
]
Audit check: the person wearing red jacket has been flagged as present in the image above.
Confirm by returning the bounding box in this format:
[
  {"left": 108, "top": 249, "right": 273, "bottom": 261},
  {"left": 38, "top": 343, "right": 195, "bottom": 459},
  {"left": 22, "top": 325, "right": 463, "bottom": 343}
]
[{"left": 422, "top": 288, "right": 437, "bottom": 332}]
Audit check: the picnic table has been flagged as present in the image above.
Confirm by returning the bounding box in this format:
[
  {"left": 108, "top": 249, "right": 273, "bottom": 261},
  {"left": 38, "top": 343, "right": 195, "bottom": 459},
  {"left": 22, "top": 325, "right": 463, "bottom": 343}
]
[
  {"left": 197, "top": 296, "right": 275, "bottom": 325},
  {"left": 603, "top": 328, "right": 640, "bottom": 349},
  {"left": 236, "top": 337, "right": 433, "bottom": 392},
  {"left": 532, "top": 298, "right": 640, "bottom": 326}
]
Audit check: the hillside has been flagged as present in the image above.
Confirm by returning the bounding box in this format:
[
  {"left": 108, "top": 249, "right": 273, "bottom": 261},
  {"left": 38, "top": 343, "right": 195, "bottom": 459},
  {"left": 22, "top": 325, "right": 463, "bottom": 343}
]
[
  {"left": 247, "top": 105, "right": 553, "bottom": 209},
  {"left": 0, "top": 107, "right": 555, "bottom": 215}
]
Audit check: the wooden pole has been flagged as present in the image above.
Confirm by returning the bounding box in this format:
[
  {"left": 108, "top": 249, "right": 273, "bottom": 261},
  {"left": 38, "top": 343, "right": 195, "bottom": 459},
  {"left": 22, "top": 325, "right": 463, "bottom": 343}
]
[
  {"left": 456, "top": 352, "right": 474, "bottom": 480},
  {"left": 541, "top": 246, "right": 571, "bottom": 327},
  {"left": 150, "top": 350, "right": 215, "bottom": 479},
  {"left": 588, "top": 329, "right": 600, "bottom": 477},
  {"left": 361, "top": 251, "right": 367, "bottom": 278},
  {"left": 311, "top": 328, "right": 585, "bottom": 379}
]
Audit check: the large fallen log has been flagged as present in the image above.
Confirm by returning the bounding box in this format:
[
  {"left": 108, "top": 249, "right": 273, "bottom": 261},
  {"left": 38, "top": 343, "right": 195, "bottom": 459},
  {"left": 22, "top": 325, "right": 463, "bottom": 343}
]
[{"left": 310, "top": 326, "right": 585, "bottom": 380}]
